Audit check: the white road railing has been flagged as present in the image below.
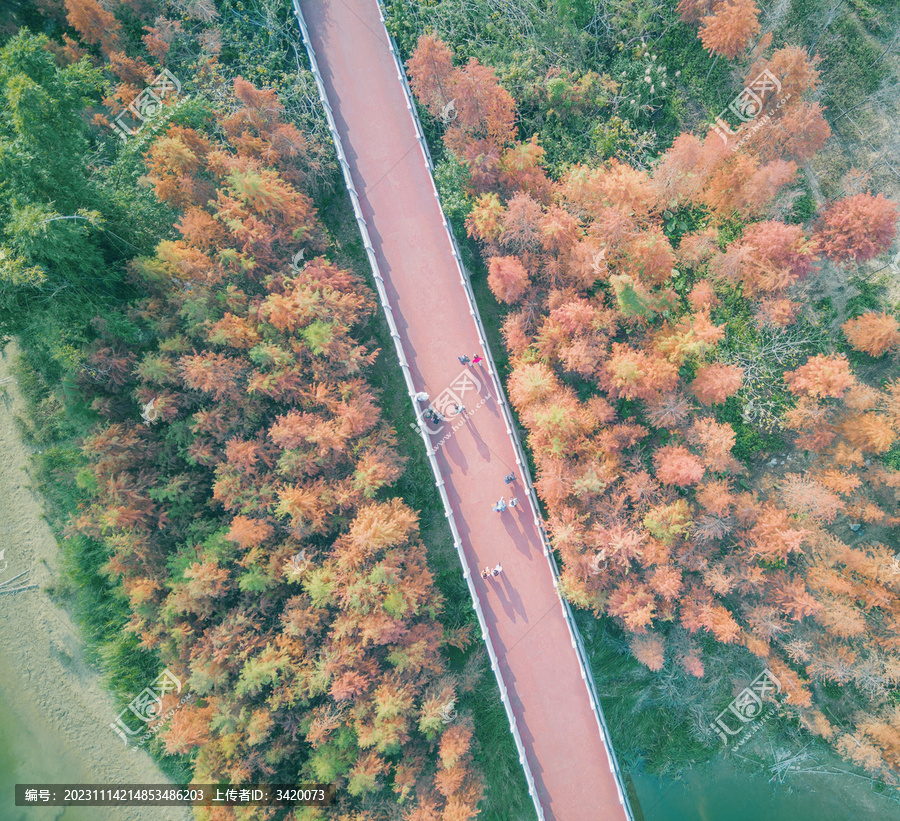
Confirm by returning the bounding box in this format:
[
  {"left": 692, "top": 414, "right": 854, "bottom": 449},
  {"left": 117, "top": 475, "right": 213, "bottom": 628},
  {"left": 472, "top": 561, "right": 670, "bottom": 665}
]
[{"left": 289, "top": 2, "right": 547, "bottom": 818}]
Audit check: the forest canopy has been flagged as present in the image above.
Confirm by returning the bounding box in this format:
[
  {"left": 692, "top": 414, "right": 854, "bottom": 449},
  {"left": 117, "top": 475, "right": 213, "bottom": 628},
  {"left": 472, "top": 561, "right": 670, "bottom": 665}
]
[{"left": 407, "top": 21, "right": 900, "bottom": 785}]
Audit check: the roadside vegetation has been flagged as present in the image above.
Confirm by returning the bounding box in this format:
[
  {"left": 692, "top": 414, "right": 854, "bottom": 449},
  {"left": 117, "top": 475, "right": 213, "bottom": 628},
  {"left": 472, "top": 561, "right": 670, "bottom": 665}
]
[{"left": 395, "top": 0, "right": 900, "bottom": 792}]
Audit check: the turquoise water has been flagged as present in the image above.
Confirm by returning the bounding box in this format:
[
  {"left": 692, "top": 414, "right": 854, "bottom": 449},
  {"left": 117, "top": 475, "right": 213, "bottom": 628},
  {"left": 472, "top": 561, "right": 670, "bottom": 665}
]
[
  {"left": 631, "top": 757, "right": 900, "bottom": 820},
  {"left": 0, "top": 694, "right": 97, "bottom": 821}
]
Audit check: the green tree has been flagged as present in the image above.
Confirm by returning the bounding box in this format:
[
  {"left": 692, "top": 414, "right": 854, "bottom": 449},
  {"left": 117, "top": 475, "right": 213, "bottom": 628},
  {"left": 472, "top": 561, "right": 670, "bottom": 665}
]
[{"left": 0, "top": 32, "right": 121, "bottom": 355}]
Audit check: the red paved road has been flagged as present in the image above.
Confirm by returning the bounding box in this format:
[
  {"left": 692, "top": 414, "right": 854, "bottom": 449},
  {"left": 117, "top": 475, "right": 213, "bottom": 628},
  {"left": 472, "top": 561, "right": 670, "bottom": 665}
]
[{"left": 298, "top": 2, "right": 628, "bottom": 818}]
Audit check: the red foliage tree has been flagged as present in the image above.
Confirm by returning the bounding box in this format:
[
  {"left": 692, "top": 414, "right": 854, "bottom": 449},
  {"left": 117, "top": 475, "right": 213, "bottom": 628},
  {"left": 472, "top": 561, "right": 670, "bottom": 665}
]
[
  {"left": 406, "top": 35, "right": 456, "bottom": 119},
  {"left": 141, "top": 18, "right": 184, "bottom": 64},
  {"left": 601, "top": 344, "right": 680, "bottom": 401},
  {"left": 654, "top": 444, "right": 705, "bottom": 486},
  {"left": 499, "top": 136, "right": 551, "bottom": 201},
  {"left": 691, "top": 363, "right": 744, "bottom": 405},
  {"left": 784, "top": 354, "right": 853, "bottom": 399},
  {"left": 562, "top": 161, "right": 655, "bottom": 221},
  {"left": 463, "top": 139, "right": 502, "bottom": 194},
  {"left": 841, "top": 412, "right": 896, "bottom": 454},
  {"left": 143, "top": 127, "right": 214, "bottom": 210},
  {"left": 499, "top": 192, "right": 543, "bottom": 253},
  {"left": 842, "top": 312, "right": 900, "bottom": 357},
  {"left": 465, "top": 193, "right": 504, "bottom": 243},
  {"left": 618, "top": 228, "right": 676, "bottom": 286},
  {"left": 688, "top": 418, "right": 739, "bottom": 472},
  {"left": 180, "top": 352, "right": 246, "bottom": 401},
  {"left": 699, "top": 0, "right": 761, "bottom": 60},
  {"left": 652, "top": 134, "right": 723, "bottom": 210},
  {"left": 771, "top": 101, "right": 831, "bottom": 162},
  {"left": 814, "top": 193, "right": 899, "bottom": 263},
  {"left": 677, "top": 0, "right": 718, "bottom": 24},
  {"left": 608, "top": 581, "right": 658, "bottom": 632},
  {"left": 746, "top": 46, "right": 822, "bottom": 113},
  {"left": 737, "top": 221, "right": 815, "bottom": 294},
  {"left": 757, "top": 297, "right": 800, "bottom": 328},
  {"left": 64, "top": 0, "right": 121, "bottom": 54},
  {"left": 630, "top": 634, "right": 666, "bottom": 671},
  {"left": 487, "top": 256, "right": 530, "bottom": 304},
  {"left": 107, "top": 51, "right": 153, "bottom": 87},
  {"left": 444, "top": 58, "right": 516, "bottom": 154}
]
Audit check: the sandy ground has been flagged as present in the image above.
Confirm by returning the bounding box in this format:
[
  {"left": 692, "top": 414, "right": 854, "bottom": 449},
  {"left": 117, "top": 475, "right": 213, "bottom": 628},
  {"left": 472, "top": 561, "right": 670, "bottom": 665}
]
[{"left": 0, "top": 340, "right": 191, "bottom": 821}]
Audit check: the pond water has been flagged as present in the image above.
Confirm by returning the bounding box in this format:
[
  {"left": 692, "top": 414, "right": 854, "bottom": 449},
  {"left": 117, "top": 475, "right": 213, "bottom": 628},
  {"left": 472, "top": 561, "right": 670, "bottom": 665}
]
[
  {"left": 0, "top": 343, "right": 187, "bottom": 821},
  {"left": 630, "top": 754, "right": 900, "bottom": 821},
  {"left": 0, "top": 690, "right": 97, "bottom": 821}
]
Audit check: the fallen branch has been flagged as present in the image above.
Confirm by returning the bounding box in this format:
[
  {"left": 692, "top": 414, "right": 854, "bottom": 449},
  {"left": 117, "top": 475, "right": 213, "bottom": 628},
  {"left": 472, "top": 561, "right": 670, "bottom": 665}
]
[
  {"left": 0, "top": 570, "right": 30, "bottom": 588},
  {"left": 0, "top": 584, "right": 38, "bottom": 595}
]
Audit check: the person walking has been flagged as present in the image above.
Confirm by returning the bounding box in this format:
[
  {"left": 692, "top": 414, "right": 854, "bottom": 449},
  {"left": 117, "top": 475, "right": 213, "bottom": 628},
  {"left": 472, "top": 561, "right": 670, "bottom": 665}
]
[
  {"left": 481, "top": 567, "right": 490, "bottom": 579},
  {"left": 509, "top": 497, "right": 518, "bottom": 508},
  {"left": 452, "top": 403, "right": 465, "bottom": 415},
  {"left": 492, "top": 497, "right": 507, "bottom": 512},
  {"left": 504, "top": 472, "right": 516, "bottom": 484},
  {"left": 491, "top": 563, "right": 503, "bottom": 577},
  {"left": 458, "top": 355, "right": 471, "bottom": 365},
  {"left": 414, "top": 391, "right": 429, "bottom": 402},
  {"left": 472, "top": 355, "right": 483, "bottom": 365}
]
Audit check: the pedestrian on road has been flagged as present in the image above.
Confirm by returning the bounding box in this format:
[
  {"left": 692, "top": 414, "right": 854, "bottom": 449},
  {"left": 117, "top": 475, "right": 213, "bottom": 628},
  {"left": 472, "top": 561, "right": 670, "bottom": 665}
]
[
  {"left": 504, "top": 472, "right": 516, "bottom": 484},
  {"left": 458, "top": 355, "right": 471, "bottom": 365},
  {"left": 481, "top": 567, "right": 490, "bottom": 579},
  {"left": 472, "top": 355, "right": 483, "bottom": 365},
  {"left": 414, "top": 391, "right": 429, "bottom": 402},
  {"left": 453, "top": 403, "right": 465, "bottom": 414},
  {"left": 433, "top": 409, "right": 446, "bottom": 422},
  {"left": 493, "top": 498, "right": 507, "bottom": 512},
  {"left": 491, "top": 563, "right": 503, "bottom": 577},
  {"left": 509, "top": 497, "right": 518, "bottom": 508}
]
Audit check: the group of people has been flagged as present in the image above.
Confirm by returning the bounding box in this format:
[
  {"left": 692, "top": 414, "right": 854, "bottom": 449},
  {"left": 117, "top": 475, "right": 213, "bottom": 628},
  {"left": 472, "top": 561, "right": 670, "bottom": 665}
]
[
  {"left": 486, "top": 471, "right": 518, "bottom": 577},
  {"left": 415, "top": 354, "right": 517, "bottom": 586},
  {"left": 458, "top": 354, "right": 483, "bottom": 366},
  {"left": 492, "top": 496, "right": 517, "bottom": 512},
  {"left": 413, "top": 392, "right": 464, "bottom": 423},
  {"left": 493, "top": 473, "right": 518, "bottom": 512}
]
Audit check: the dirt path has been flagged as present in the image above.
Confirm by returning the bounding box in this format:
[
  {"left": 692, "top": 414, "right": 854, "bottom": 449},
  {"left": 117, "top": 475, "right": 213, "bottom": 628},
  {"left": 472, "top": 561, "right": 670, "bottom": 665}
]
[
  {"left": 0, "top": 340, "right": 190, "bottom": 821},
  {"left": 296, "top": 2, "right": 630, "bottom": 818}
]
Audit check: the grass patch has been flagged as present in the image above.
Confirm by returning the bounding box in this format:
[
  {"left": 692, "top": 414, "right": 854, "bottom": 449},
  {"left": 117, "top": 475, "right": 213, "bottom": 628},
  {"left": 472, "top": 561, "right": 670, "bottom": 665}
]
[
  {"left": 845, "top": 276, "right": 882, "bottom": 318},
  {"left": 716, "top": 395, "right": 786, "bottom": 462},
  {"left": 574, "top": 613, "right": 714, "bottom": 776}
]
